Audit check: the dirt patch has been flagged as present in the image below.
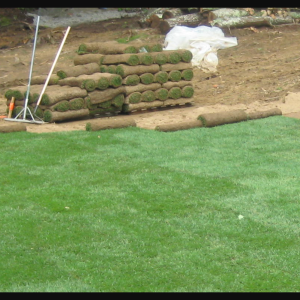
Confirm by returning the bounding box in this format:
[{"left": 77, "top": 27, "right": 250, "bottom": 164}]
[{"left": 1, "top": 8, "right": 300, "bottom": 133}]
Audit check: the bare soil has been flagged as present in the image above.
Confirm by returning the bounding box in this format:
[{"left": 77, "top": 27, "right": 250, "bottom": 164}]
[{"left": 1, "top": 8, "right": 300, "bottom": 133}]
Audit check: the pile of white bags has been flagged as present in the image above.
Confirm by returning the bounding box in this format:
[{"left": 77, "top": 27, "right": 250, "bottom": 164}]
[{"left": 163, "top": 25, "right": 238, "bottom": 72}]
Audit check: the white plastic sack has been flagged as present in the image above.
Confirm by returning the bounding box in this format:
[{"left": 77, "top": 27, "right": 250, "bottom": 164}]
[{"left": 163, "top": 25, "right": 238, "bottom": 72}]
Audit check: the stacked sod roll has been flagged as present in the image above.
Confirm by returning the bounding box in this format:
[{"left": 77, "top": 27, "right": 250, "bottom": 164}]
[{"left": 4, "top": 40, "right": 195, "bottom": 122}]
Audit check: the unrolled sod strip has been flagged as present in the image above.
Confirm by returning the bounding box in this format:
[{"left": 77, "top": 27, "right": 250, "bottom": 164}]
[{"left": 198, "top": 109, "right": 248, "bottom": 127}]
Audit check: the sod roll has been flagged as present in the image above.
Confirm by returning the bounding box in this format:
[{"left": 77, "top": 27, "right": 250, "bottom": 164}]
[
  {"left": 31, "top": 74, "right": 60, "bottom": 85},
  {"left": 58, "top": 74, "right": 97, "bottom": 91},
  {"left": 124, "top": 83, "right": 161, "bottom": 95},
  {"left": 155, "top": 120, "right": 203, "bottom": 132},
  {"left": 40, "top": 86, "right": 88, "bottom": 106},
  {"left": 247, "top": 108, "right": 282, "bottom": 120},
  {"left": 154, "top": 71, "right": 168, "bottom": 84},
  {"left": 0, "top": 122, "right": 27, "bottom": 133},
  {"left": 155, "top": 88, "right": 169, "bottom": 101},
  {"left": 77, "top": 41, "right": 138, "bottom": 55},
  {"left": 160, "top": 62, "right": 193, "bottom": 72},
  {"left": 125, "top": 92, "right": 142, "bottom": 104},
  {"left": 111, "top": 93, "right": 125, "bottom": 108},
  {"left": 131, "top": 41, "right": 163, "bottom": 52},
  {"left": 137, "top": 52, "right": 154, "bottom": 65},
  {"left": 154, "top": 52, "right": 168, "bottom": 65},
  {"left": 140, "top": 73, "right": 154, "bottom": 85},
  {"left": 168, "top": 49, "right": 193, "bottom": 63},
  {"left": 181, "top": 69, "right": 194, "bottom": 81},
  {"left": 162, "top": 80, "right": 193, "bottom": 89},
  {"left": 86, "top": 117, "right": 136, "bottom": 131},
  {"left": 73, "top": 53, "right": 104, "bottom": 65},
  {"left": 122, "top": 74, "right": 140, "bottom": 86},
  {"left": 116, "top": 64, "right": 160, "bottom": 77},
  {"left": 56, "top": 63, "right": 100, "bottom": 79},
  {"left": 168, "top": 87, "right": 182, "bottom": 99},
  {"left": 181, "top": 86, "right": 194, "bottom": 98},
  {"left": 50, "top": 100, "right": 70, "bottom": 112},
  {"left": 122, "top": 101, "right": 164, "bottom": 113},
  {"left": 88, "top": 86, "right": 126, "bottom": 105},
  {"left": 168, "top": 70, "right": 182, "bottom": 82},
  {"left": 43, "top": 108, "right": 90, "bottom": 123},
  {"left": 141, "top": 90, "right": 156, "bottom": 102},
  {"left": 198, "top": 109, "right": 248, "bottom": 127},
  {"left": 69, "top": 98, "right": 85, "bottom": 110},
  {"left": 100, "top": 53, "right": 141, "bottom": 66}
]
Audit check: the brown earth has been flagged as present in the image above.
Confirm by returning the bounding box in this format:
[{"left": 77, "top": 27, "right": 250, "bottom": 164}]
[{"left": 1, "top": 8, "right": 300, "bottom": 133}]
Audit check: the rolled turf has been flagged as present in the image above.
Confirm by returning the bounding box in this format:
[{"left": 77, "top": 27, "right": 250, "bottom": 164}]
[
  {"left": 155, "top": 88, "right": 169, "bottom": 101},
  {"left": 73, "top": 53, "right": 104, "bottom": 65},
  {"left": 168, "top": 87, "right": 182, "bottom": 99},
  {"left": 69, "top": 98, "right": 85, "bottom": 110},
  {"left": 86, "top": 117, "right": 136, "bottom": 131},
  {"left": 77, "top": 41, "right": 138, "bottom": 55},
  {"left": 56, "top": 63, "right": 100, "bottom": 79},
  {"left": 122, "top": 74, "right": 140, "bottom": 86},
  {"left": 0, "top": 122, "right": 27, "bottom": 133},
  {"left": 116, "top": 64, "right": 160, "bottom": 77},
  {"left": 247, "top": 108, "right": 282, "bottom": 120},
  {"left": 140, "top": 73, "right": 155, "bottom": 85},
  {"left": 125, "top": 92, "right": 142, "bottom": 104},
  {"left": 154, "top": 71, "right": 168, "bottom": 84},
  {"left": 100, "top": 53, "right": 140, "bottom": 66},
  {"left": 181, "top": 86, "right": 194, "bottom": 98},
  {"left": 198, "top": 109, "right": 248, "bottom": 127},
  {"left": 181, "top": 69, "right": 194, "bottom": 81},
  {"left": 141, "top": 90, "right": 156, "bottom": 102},
  {"left": 155, "top": 119, "right": 203, "bottom": 132},
  {"left": 168, "top": 70, "right": 182, "bottom": 82},
  {"left": 43, "top": 108, "right": 90, "bottom": 123}
]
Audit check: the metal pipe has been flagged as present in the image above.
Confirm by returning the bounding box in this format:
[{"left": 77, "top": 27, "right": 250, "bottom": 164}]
[
  {"left": 23, "top": 15, "right": 40, "bottom": 119},
  {"left": 34, "top": 26, "right": 71, "bottom": 113}
]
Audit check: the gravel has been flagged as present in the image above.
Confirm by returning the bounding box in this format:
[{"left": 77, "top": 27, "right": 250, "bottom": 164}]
[{"left": 27, "top": 7, "right": 143, "bottom": 28}]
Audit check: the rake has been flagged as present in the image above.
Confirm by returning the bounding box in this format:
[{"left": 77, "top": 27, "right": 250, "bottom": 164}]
[{"left": 4, "top": 16, "right": 44, "bottom": 124}]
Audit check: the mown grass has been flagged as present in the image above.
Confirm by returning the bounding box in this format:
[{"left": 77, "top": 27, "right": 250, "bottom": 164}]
[{"left": 1, "top": 116, "right": 300, "bottom": 292}]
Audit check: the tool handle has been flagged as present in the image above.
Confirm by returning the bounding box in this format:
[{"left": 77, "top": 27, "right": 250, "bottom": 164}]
[
  {"left": 7, "top": 97, "right": 15, "bottom": 118},
  {"left": 35, "top": 26, "right": 71, "bottom": 111}
]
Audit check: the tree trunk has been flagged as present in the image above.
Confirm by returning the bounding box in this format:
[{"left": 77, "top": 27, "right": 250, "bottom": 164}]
[{"left": 211, "top": 15, "right": 294, "bottom": 28}]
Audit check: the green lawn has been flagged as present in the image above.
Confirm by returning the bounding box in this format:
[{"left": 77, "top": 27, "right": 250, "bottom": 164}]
[{"left": 1, "top": 116, "right": 300, "bottom": 292}]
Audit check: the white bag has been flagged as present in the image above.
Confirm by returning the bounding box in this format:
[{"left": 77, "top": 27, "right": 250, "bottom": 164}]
[{"left": 163, "top": 25, "right": 238, "bottom": 72}]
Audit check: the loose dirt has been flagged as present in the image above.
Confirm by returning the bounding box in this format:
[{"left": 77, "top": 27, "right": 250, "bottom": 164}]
[{"left": 1, "top": 8, "right": 300, "bottom": 133}]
